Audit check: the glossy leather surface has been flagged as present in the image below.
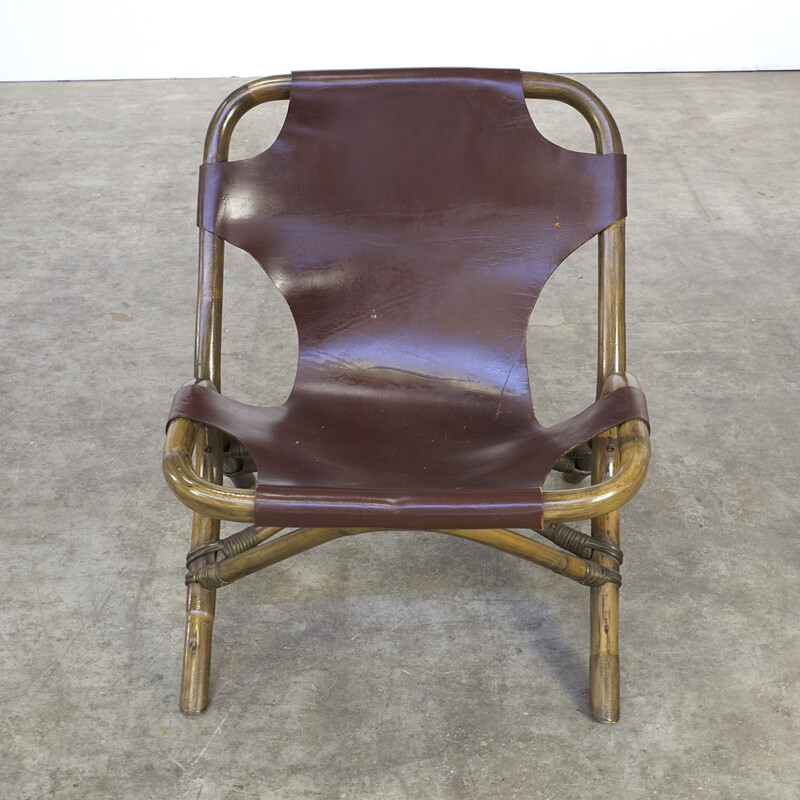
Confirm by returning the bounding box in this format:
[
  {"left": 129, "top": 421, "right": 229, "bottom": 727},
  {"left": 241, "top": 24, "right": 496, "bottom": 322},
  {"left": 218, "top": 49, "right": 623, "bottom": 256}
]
[{"left": 170, "top": 68, "right": 648, "bottom": 529}]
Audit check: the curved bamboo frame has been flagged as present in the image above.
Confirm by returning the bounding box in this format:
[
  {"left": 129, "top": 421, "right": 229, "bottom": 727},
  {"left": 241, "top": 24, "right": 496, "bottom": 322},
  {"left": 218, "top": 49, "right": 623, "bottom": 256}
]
[
  {"left": 168, "top": 72, "right": 650, "bottom": 720},
  {"left": 163, "top": 373, "right": 649, "bottom": 526}
]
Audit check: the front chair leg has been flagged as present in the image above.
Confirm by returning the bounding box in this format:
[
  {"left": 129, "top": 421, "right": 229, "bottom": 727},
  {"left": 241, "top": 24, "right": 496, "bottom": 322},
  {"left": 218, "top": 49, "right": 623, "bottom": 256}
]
[
  {"left": 179, "top": 425, "right": 223, "bottom": 714},
  {"left": 180, "top": 512, "right": 219, "bottom": 714},
  {"left": 589, "top": 425, "right": 622, "bottom": 722},
  {"left": 589, "top": 507, "right": 620, "bottom": 722}
]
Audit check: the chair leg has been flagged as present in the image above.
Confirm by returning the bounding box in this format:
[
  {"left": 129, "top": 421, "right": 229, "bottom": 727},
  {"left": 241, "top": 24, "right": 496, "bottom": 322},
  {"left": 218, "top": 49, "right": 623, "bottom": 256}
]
[
  {"left": 180, "top": 511, "right": 219, "bottom": 714},
  {"left": 589, "top": 506, "right": 620, "bottom": 723}
]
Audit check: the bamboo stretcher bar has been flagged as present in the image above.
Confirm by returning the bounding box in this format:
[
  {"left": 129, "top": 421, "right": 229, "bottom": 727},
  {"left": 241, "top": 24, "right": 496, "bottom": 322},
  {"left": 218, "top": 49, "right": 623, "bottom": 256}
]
[{"left": 186, "top": 524, "right": 620, "bottom": 591}]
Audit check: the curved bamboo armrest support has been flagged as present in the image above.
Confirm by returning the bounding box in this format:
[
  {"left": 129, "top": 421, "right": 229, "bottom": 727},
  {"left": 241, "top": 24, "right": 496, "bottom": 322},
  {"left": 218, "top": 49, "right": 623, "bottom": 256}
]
[
  {"left": 163, "top": 372, "right": 649, "bottom": 525},
  {"left": 163, "top": 417, "right": 256, "bottom": 523},
  {"left": 544, "top": 372, "right": 650, "bottom": 522}
]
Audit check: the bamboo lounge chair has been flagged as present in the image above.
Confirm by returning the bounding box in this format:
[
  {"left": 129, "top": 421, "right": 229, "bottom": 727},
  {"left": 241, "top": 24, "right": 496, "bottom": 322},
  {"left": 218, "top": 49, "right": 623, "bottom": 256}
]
[{"left": 163, "top": 69, "right": 651, "bottom": 722}]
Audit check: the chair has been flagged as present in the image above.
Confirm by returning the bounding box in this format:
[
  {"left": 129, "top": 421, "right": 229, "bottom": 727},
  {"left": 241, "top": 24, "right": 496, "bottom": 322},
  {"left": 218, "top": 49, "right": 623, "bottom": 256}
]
[{"left": 163, "top": 69, "right": 650, "bottom": 722}]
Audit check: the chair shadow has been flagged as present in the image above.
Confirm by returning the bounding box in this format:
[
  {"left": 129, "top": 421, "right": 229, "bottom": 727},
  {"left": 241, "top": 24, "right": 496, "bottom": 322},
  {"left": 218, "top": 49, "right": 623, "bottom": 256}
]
[
  {"left": 504, "top": 585, "right": 591, "bottom": 718},
  {"left": 219, "top": 526, "right": 594, "bottom": 719}
]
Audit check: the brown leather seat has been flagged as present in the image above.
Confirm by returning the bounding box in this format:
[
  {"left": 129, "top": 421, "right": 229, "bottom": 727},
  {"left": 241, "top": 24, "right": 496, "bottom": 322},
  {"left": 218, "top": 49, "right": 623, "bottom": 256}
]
[{"left": 163, "top": 69, "right": 650, "bottom": 721}]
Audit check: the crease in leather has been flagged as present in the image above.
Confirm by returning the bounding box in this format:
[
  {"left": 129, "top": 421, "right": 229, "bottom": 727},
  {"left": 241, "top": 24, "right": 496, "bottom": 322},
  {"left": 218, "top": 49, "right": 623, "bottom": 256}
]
[{"left": 174, "top": 67, "right": 647, "bottom": 530}]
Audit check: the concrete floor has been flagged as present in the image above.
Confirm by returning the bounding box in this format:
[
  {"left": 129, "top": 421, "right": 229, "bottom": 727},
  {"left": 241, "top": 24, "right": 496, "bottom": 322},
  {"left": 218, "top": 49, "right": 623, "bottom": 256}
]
[{"left": 1, "top": 71, "right": 798, "bottom": 799}]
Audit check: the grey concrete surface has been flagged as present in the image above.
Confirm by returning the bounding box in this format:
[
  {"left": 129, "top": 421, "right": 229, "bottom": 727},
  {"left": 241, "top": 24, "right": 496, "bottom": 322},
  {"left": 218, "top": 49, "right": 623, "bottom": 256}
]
[{"left": 1, "top": 71, "right": 798, "bottom": 799}]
